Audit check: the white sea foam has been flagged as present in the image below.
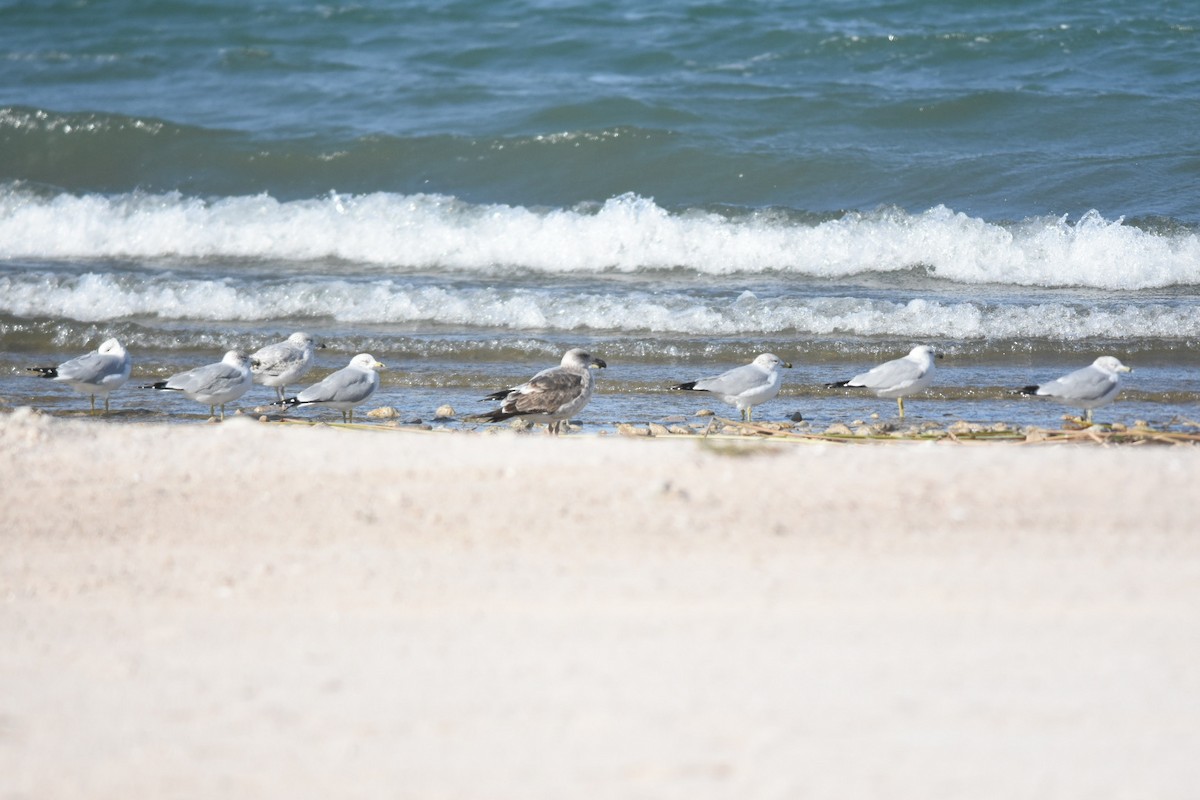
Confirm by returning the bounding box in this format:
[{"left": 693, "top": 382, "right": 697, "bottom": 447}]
[
  {"left": 3, "top": 269, "right": 1197, "bottom": 339},
  {"left": 2, "top": 187, "right": 1199, "bottom": 289}
]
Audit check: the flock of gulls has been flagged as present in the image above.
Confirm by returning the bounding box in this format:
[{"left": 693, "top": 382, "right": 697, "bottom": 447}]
[{"left": 25, "top": 334, "right": 1134, "bottom": 432}]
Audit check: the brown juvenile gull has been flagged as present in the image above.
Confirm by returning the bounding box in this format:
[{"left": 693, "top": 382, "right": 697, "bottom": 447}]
[
  {"left": 827, "top": 345, "right": 941, "bottom": 418},
  {"left": 142, "top": 350, "right": 253, "bottom": 420},
  {"left": 1017, "top": 356, "right": 1132, "bottom": 423},
  {"left": 27, "top": 337, "right": 132, "bottom": 414},
  {"left": 278, "top": 353, "right": 384, "bottom": 424},
  {"left": 475, "top": 348, "right": 607, "bottom": 434},
  {"left": 250, "top": 331, "right": 322, "bottom": 401},
  {"left": 669, "top": 352, "right": 791, "bottom": 422}
]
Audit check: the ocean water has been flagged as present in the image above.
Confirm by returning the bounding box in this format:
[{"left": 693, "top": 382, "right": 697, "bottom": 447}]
[{"left": 2, "top": 0, "right": 1199, "bottom": 430}]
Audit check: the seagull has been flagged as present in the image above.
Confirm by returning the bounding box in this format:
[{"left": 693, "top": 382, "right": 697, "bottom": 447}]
[
  {"left": 669, "top": 353, "right": 792, "bottom": 422},
  {"left": 827, "top": 345, "right": 940, "bottom": 418},
  {"left": 250, "top": 332, "right": 322, "bottom": 401},
  {"left": 1018, "top": 356, "right": 1132, "bottom": 423},
  {"left": 279, "top": 353, "right": 384, "bottom": 424},
  {"left": 142, "top": 350, "right": 253, "bottom": 420},
  {"left": 26, "top": 337, "right": 132, "bottom": 414},
  {"left": 475, "top": 348, "right": 607, "bottom": 434}
]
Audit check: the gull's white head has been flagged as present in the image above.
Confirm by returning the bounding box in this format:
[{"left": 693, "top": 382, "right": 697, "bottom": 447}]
[
  {"left": 1093, "top": 356, "right": 1132, "bottom": 375},
  {"left": 224, "top": 350, "right": 252, "bottom": 368},
  {"left": 754, "top": 353, "right": 792, "bottom": 370},
  {"left": 98, "top": 338, "right": 125, "bottom": 355},
  {"left": 350, "top": 353, "right": 385, "bottom": 371},
  {"left": 908, "top": 345, "right": 939, "bottom": 363},
  {"left": 562, "top": 348, "right": 607, "bottom": 370},
  {"left": 288, "top": 332, "right": 318, "bottom": 349}
]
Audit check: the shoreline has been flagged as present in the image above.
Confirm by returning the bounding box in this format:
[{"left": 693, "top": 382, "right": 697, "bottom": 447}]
[
  {"left": 4, "top": 410, "right": 1200, "bottom": 798},
  {"left": 5, "top": 402, "right": 1200, "bottom": 446}
]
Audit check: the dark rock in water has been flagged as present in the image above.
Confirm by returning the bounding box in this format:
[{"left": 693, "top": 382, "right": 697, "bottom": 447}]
[{"left": 789, "top": 411, "right": 804, "bottom": 422}]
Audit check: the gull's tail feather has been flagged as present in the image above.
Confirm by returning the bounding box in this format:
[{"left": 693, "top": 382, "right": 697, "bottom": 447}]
[
  {"left": 669, "top": 381, "right": 699, "bottom": 392},
  {"left": 472, "top": 409, "right": 518, "bottom": 424},
  {"left": 140, "top": 380, "right": 173, "bottom": 390},
  {"left": 481, "top": 388, "right": 512, "bottom": 402},
  {"left": 1016, "top": 385, "right": 1040, "bottom": 396},
  {"left": 27, "top": 367, "right": 58, "bottom": 379},
  {"left": 825, "top": 379, "right": 852, "bottom": 388}
]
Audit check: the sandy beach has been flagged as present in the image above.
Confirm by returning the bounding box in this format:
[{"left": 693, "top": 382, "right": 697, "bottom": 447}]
[{"left": 3, "top": 409, "right": 1200, "bottom": 799}]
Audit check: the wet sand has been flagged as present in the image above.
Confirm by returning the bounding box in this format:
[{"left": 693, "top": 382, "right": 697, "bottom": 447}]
[{"left": 3, "top": 409, "right": 1199, "bottom": 799}]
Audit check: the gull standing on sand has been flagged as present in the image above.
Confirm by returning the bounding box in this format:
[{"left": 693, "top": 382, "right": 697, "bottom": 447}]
[
  {"left": 669, "top": 353, "right": 792, "bottom": 422},
  {"left": 26, "top": 337, "right": 132, "bottom": 414},
  {"left": 142, "top": 350, "right": 253, "bottom": 420},
  {"left": 827, "top": 345, "right": 940, "bottom": 418},
  {"left": 475, "top": 348, "right": 607, "bottom": 434},
  {"left": 1018, "top": 356, "right": 1132, "bottom": 423},
  {"left": 250, "top": 332, "right": 321, "bottom": 401},
  {"left": 279, "top": 353, "right": 384, "bottom": 424}
]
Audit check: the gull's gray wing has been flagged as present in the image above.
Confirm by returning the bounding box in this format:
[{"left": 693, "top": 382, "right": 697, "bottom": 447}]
[
  {"left": 169, "top": 363, "right": 244, "bottom": 396},
  {"left": 693, "top": 363, "right": 769, "bottom": 396},
  {"left": 57, "top": 352, "right": 117, "bottom": 384},
  {"left": 1039, "top": 365, "right": 1115, "bottom": 402},
  {"left": 505, "top": 369, "right": 584, "bottom": 414},
  {"left": 853, "top": 357, "right": 924, "bottom": 392},
  {"left": 250, "top": 341, "right": 304, "bottom": 377},
  {"left": 298, "top": 368, "right": 375, "bottom": 404}
]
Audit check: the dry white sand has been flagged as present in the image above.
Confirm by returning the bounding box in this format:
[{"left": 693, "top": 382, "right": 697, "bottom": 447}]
[{"left": 3, "top": 409, "right": 1200, "bottom": 799}]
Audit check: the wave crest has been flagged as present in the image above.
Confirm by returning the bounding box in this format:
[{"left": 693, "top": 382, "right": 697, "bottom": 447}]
[
  {"left": 2, "top": 186, "right": 1198, "bottom": 289},
  {"left": 3, "top": 269, "right": 1197, "bottom": 340}
]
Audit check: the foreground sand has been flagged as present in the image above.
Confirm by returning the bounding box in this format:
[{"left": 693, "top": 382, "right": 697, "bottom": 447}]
[{"left": 3, "top": 409, "right": 1200, "bottom": 799}]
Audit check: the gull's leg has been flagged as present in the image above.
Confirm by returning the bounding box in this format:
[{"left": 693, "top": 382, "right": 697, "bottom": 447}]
[
  {"left": 104, "top": 396, "right": 111, "bottom": 415},
  {"left": 897, "top": 397, "right": 905, "bottom": 418},
  {"left": 89, "top": 394, "right": 97, "bottom": 414}
]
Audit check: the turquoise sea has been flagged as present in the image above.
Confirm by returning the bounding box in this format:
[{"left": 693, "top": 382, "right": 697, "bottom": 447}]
[{"left": 2, "top": 0, "right": 1199, "bottom": 428}]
